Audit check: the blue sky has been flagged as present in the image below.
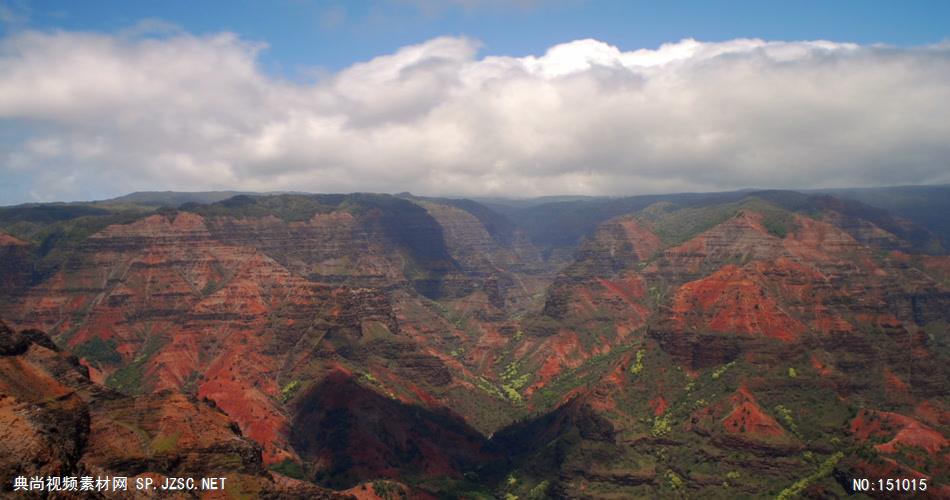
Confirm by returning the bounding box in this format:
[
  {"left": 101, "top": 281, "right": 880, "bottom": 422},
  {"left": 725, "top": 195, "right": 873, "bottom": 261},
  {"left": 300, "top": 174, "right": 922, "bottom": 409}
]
[
  {"left": 1, "top": 1, "right": 949, "bottom": 203},
  {"left": 8, "top": 1, "right": 950, "bottom": 77}
]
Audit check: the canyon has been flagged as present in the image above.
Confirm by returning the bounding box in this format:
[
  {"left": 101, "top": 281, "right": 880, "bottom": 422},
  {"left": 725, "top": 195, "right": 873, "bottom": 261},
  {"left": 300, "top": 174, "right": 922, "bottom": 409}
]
[{"left": 0, "top": 187, "right": 947, "bottom": 498}]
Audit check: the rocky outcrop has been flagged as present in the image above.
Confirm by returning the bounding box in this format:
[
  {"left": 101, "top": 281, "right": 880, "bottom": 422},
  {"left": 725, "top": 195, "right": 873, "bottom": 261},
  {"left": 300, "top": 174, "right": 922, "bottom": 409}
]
[
  {"left": 846, "top": 409, "right": 949, "bottom": 497},
  {"left": 0, "top": 320, "right": 351, "bottom": 497},
  {"left": 689, "top": 387, "right": 801, "bottom": 452},
  {"left": 0, "top": 211, "right": 397, "bottom": 464},
  {"left": 670, "top": 264, "right": 806, "bottom": 342}
]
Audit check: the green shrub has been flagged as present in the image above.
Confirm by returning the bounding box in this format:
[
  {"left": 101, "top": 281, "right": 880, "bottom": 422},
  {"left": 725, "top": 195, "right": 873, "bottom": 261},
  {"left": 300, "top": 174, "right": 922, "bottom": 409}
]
[
  {"left": 776, "top": 452, "right": 844, "bottom": 500},
  {"left": 73, "top": 337, "right": 121, "bottom": 366},
  {"left": 280, "top": 380, "right": 301, "bottom": 402},
  {"left": 630, "top": 349, "right": 645, "bottom": 375},
  {"left": 269, "top": 459, "right": 306, "bottom": 480}
]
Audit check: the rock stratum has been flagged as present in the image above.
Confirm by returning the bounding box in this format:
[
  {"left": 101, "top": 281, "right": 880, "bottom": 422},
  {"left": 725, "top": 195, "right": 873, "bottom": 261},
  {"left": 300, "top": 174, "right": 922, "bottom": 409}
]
[{"left": 0, "top": 188, "right": 947, "bottom": 498}]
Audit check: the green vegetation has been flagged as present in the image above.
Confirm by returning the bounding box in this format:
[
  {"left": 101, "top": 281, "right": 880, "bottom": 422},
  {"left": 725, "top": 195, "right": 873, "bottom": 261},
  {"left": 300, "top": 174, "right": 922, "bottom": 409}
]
[
  {"left": 629, "top": 349, "right": 645, "bottom": 375},
  {"left": 711, "top": 360, "right": 736, "bottom": 380},
  {"left": 151, "top": 431, "right": 181, "bottom": 454},
  {"left": 649, "top": 204, "right": 736, "bottom": 246},
  {"left": 0, "top": 203, "right": 114, "bottom": 228},
  {"left": 280, "top": 380, "right": 301, "bottom": 402},
  {"left": 201, "top": 278, "right": 219, "bottom": 296},
  {"left": 533, "top": 347, "right": 632, "bottom": 409},
  {"left": 360, "top": 320, "right": 393, "bottom": 340},
  {"left": 666, "top": 470, "right": 684, "bottom": 490},
  {"left": 474, "top": 376, "right": 506, "bottom": 401},
  {"left": 269, "top": 459, "right": 306, "bottom": 480},
  {"left": 526, "top": 480, "right": 550, "bottom": 499},
  {"left": 746, "top": 197, "right": 801, "bottom": 238},
  {"left": 184, "top": 194, "right": 340, "bottom": 222},
  {"left": 776, "top": 452, "right": 843, "bottom": 500},
  {"left": 501, "top": 385, "right": 523, "bottom": 404},
  {"left": 73, "top": 337, "right": 121, "bottom": 366},
  {"left": 763, "top": 218, "right": 789, "bottom": 237},
  {"left": 647, "top": 283, "right": 669, "bottom": 307},
  {"left": 475, "top": 369, "right": 525, "bottom": 405},
  {"left": 106, "top": 335, "right": 167, "bottom": 395},
  {"left": 4, "top": 209, "right": 149, "bottom": 283},
  {"left": 923, "top": 320, "right": 949, "bottom": 344},
  {"left": 774, "top": 405, "right": 799, "bottom": 435},
  {"left": 413, "top": 476, "right": 496, "bottom": 500},
  {"left": 652, "top": 413, "right": 673, "bottom": 437},
  {"left": 645, "top": 196, "right": 803, "bottom": 246},
  {"left": 370, "top": 480, "right": 403, "bottom": 499},
  {"left": 500, "top": 360, "right": 530, "bottom": 403}
]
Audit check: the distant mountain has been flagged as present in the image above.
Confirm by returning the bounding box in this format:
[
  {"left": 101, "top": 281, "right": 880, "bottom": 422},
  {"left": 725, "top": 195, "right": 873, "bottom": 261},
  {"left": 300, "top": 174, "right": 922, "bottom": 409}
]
[
  {"left": 102, "top": 190, "right": 253, "bottom": 206},
  {"left": 814, "top": 184, "right": 950, "bottom": 248},
  {"left": 488, "top": 187, "right": 946, "bottom": 255}
]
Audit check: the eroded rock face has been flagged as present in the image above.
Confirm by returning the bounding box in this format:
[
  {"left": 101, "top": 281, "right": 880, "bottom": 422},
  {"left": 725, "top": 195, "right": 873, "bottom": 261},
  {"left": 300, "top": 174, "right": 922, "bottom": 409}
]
[
  {"left": 0, "top": 321, "right": 352, "bottom": 498},
  {"left": 847, "top": 409, "right": 950, "bottom": 498},
  {"left": 671, "top": 264, "right": 806, "bottom": 342},
  {"left": 83, "top": 390, "right": 266, "bottom": 478},
  {"left": 493, "top": 201, "right": 949, "bottom": 497},
  {"left": 0, "top": 326, "right": 89, "bottom": 482},
  {"left": 0, "top": 196, "right": 550, "bottom": 489},
  {"left": 646, "top": 211, "right": 787, "bottom": 284},
  {"left": 646, "top": 211, "right": 949, "bottom": 369},
  {"left": 689, "top": 386, "right": 801, "bottom": 452}
]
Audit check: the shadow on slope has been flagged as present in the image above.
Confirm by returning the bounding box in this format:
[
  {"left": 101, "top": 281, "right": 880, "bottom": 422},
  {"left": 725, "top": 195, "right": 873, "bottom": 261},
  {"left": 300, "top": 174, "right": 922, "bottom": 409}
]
[{"left": 290, "top": 370, "right": 504, "bottom": 490}]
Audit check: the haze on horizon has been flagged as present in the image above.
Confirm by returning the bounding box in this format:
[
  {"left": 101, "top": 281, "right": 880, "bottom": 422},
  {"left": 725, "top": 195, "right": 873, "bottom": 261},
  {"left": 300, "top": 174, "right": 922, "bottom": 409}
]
[{"left": 1, "top": 1, "right": 949, "bottom": 204}]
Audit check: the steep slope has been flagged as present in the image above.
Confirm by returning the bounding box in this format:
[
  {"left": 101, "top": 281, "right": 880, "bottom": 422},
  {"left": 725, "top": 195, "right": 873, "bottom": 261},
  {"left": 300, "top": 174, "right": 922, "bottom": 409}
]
[
  {"left": 0, "top": 320, "right": 349, "bottom": 498},
  {"left": 815, "top": 184, "right": 950, "bottom": 250},
  {"left": 0, "top": 194, "right": 550, "bottom": 495},
  {"left": 291, "top": 370, "right": 500, "bottom": 489},
  {"left": 495, "top": 197, "right": 949, "bottom": 498},
  {"left": 0, "top": 231, "right": 30, "bottom": 299}
]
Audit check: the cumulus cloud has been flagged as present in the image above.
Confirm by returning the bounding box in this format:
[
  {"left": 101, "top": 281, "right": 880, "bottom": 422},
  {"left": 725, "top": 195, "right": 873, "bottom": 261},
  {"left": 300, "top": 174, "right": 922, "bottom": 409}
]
[{"left": 1, "top": 28, "right": 949, "bottom": 203}]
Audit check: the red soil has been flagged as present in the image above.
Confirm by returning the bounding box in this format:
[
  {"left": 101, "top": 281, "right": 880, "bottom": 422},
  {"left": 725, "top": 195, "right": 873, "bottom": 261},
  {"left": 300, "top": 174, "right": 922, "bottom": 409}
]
[
  {"left": 672, "top": 265, "right": 805, "bottom": 341},
  {"left": 850, "top": 409, "right": 948, "bottom": 456},
  {"left": 721, "top": 387, "right": 787, "bottom": 438},
  {"left": 0, "top": 232, "right": 28, "bottom": 246},
  {"left": 616, "top": 218, "right": 662, "bottom": 260},
  {"left": 649, "top": 396, "right": 670, "bottom": 416}
]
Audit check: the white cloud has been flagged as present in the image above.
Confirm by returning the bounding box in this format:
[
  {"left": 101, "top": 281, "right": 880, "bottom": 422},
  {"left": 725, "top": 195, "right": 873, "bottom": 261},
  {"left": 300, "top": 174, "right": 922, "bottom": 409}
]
[{"left": 1, "top": 29, "right": 949, "bottom": 203}]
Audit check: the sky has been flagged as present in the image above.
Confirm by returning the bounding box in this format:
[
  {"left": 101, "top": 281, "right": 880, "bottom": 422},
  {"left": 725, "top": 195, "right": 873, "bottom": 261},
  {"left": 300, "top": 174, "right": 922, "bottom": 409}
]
[{"left": 1, "top": 1, "right": 949, "bottom": 204}]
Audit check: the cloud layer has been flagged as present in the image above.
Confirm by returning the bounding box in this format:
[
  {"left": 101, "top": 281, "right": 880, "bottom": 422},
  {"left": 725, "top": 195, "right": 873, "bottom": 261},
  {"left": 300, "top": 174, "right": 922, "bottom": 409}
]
[{"left": 1, "top": 29, "right": 949, "bottom": 202}]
